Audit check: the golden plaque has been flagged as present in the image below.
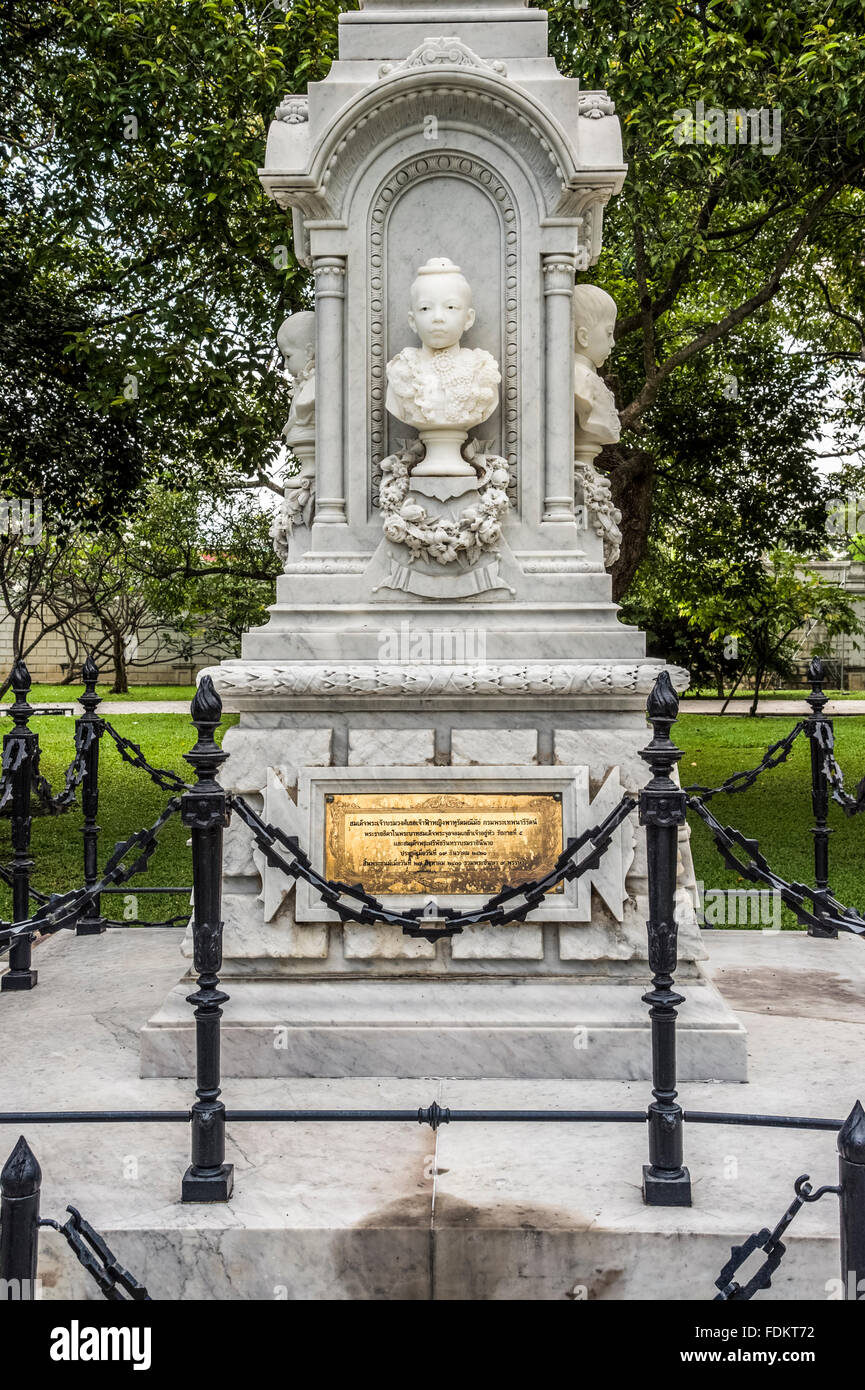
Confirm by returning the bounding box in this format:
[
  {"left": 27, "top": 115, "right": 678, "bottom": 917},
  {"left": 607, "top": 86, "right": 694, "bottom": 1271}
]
[{"left": 324, "top": 792, "right": 564, "bottom": 897}]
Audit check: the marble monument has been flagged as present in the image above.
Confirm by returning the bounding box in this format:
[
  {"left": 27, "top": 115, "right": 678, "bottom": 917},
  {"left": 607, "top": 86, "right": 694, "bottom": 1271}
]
[{"left": 141, "top": 0, "right": 746, "bottom": 1081}]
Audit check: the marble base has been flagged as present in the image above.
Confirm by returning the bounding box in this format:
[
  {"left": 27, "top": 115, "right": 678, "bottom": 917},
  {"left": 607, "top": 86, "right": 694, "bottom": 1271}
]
[{"left": 140, "top": 976, "right": 748, "bottom": 1081}]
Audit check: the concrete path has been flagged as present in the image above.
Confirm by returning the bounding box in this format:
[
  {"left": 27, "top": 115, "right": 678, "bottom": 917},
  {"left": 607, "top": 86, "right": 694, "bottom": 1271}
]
[
  {"left": 681, "top": 698, "right": 865, "bottom": 716},
  {"left": 1, "top": 700, "right": 190, "bottom": 717},
  {"left": 7, "top": 698, "right": 865, "bottom": 719},
  {"left": 1, "top": 927, "right": 862, "bottom": 1300}
]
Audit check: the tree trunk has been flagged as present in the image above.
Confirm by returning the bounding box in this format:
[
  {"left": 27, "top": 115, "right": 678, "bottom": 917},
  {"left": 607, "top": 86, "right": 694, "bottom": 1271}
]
[
  {"left": 111, "top": 631, "right": 128, "bottom": 694},
  {"left": 749, "top": 662, "right": 766, "bottom": 717},
  {"left": 608, "top": 445, "right": 655, "bottom": 602}
]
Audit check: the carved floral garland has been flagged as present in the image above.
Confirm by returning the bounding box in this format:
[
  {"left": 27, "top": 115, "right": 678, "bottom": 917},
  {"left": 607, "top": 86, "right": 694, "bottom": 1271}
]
[{"left": 379, "top": 442, "right": 510, "bottom": 567}]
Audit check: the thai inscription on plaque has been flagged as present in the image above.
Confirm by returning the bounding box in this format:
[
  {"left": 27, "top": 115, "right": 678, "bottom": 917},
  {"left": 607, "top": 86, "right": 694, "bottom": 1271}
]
[{"left": 324, "top": 792, "right": 564, "bottom": 897}]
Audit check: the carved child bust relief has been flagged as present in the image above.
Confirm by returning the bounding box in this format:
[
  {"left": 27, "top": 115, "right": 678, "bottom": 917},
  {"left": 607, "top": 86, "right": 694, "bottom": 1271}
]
[
  {"left": 386, "top": 258, "right": 500, "bottom": 477},
  {"left": 573, "top": 284, "right": 620, "bottom": 449},
  {"left": 277, "top": 310, "right": 316, "bottom": 450},
  {"left": 271, "top": 310, "right": 316, "bottom": 565}
]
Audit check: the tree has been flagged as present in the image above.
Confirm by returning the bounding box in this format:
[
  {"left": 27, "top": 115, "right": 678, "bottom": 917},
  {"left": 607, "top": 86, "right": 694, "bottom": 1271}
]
[
  {"left": 546, "top": 0, "right": 865, "bottom": 595},
  {"left": 0, "top": 0, "right": 351, "bottom": 527},
  {"left": 626, "top": 547, "right": 861, "bottom": 712}
]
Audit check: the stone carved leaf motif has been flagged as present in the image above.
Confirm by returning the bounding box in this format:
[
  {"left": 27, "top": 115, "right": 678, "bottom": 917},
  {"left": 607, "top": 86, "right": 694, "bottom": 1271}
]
[{"left": 379, "top": 39, "right": 508, "bottom": 79}]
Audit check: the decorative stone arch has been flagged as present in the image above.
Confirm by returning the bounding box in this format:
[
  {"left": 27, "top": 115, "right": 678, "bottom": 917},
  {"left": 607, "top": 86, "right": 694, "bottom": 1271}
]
[{"left": 263, "top": 55, "right": 617, "bottom": 241}]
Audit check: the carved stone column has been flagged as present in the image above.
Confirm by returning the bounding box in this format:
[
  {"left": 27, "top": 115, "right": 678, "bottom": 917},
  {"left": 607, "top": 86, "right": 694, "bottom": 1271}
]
[
  {"left": 542, "top": 254, "right": 576, "bottom": 523},
  {"left": 313, "top": 256, "right": 347, "bottom": 525}
]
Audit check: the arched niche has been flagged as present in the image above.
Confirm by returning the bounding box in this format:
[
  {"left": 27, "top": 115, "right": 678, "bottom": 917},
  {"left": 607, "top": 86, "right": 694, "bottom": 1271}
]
[{"left": 340, "top": 134, "right": 546, "bottom": 535}]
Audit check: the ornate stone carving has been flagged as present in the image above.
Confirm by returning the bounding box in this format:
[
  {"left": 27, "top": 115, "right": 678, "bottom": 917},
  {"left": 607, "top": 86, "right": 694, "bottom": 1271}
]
[
  {"left": 575, "top": 457, "right": 623, "bottom": 569},
  {"left": 370, "top": 158, "right": 520, "bottom": 501},
  {"left": 275, "top": 95, "right": 309, "bottom": 124},
  {"left": 378, "top": 38, "right": 508, "bottom": 81},
  {"left": 270, "top": 479, "right": 315, "bottom": 564},
  {"left": 206, "top": 662, "right": 691, "bottom": 701},
  {"left": 579, "top": 93, "right": 616, "bottom": 120},
  {"left": 379, "top": 443, "right": 510, "bottom": 567},
  {"left": 272, "top": 311, "right": 316, "bottom": 565}
]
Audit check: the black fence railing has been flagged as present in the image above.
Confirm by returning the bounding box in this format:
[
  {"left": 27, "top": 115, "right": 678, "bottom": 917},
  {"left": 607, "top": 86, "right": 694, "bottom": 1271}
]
[{"left": 1, "top": 658, "right": 864, "bottom": 1300}]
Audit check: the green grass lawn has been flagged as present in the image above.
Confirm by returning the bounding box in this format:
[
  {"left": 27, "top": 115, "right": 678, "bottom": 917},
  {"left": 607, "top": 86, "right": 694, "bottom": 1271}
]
[
  {"left": 3, "top": 709, "right": 863, "bottom": 931},
  {"left": 1, "top": 684, "right": 197, "bottom": 705},
  {"left": 679, "top": 713, "right": 865, "bottom": 928},
  {"left": 0, "top": 713, "right": 237, "bottom": 924}
]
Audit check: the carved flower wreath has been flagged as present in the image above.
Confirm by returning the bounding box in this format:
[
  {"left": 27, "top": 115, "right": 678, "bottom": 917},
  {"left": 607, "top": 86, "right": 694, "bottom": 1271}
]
[{"left": 379, "top": 442, "right": 510, "bottom": 567}]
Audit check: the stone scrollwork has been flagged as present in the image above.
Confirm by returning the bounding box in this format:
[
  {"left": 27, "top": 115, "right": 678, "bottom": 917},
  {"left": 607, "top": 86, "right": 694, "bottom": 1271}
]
[
  {"left": 578, "top": 93, "right": 616, "bottom": 119},
  {"left": 379, "top": 443, "right": 510, "bottom": 567},
  {"left": 378, "top": 39, "right": 508, "bottom": 80},
  {"left": 275, "top": 95, "right": 309, "bottom": 124},
  {"left": 575, "top": 457, "right": 623, "bottom": 570}
]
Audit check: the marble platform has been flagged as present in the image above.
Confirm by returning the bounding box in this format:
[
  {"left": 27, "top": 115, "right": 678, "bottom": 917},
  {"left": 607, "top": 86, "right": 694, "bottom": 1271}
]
[
  {"left": 140, "top": 976, "right": 747, "bottom": 1081},
  {"left": 1, "top": 927, "right": 862, "bottom": 1300}
]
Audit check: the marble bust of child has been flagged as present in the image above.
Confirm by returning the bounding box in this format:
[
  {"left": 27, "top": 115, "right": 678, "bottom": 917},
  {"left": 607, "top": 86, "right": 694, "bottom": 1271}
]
[
  {"left": 276, "top": 309, "right": 316, "bottom": 451},
  {"left": 573, "top": 284, "right": 620, "bottom": 448},
  {"left": 386, "top": 258, "right": 500, "bottom": 477}
]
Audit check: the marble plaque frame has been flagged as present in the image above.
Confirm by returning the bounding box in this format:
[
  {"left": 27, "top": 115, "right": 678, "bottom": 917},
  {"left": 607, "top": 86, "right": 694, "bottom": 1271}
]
[{"left": 292, "top": 764, "right": 631, "bottom": 923}]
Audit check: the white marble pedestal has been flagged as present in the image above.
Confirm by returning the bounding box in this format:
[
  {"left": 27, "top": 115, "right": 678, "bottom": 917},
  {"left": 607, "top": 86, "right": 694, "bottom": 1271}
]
[{"left": 140, "top": 666, "right": 748, "bottom": 1082}]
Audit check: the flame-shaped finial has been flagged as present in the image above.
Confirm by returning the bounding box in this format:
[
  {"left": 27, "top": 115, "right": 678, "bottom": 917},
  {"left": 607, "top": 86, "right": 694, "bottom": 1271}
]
[
  {"left": 808, "top": 656, "right": 825, "bottom": 688},
  {"left": 10, "top": 658, "right": 31, "bottom": 696},
  {"left": 838, "top": 1099, "right": 865, "bottom": 1163},
  {"left": 1, "top": 1134, "right": 41, "bottom": 1197},
  {"left": 190, "top": 674, "right": 222, "bottom": 726},
  {"left": 646, "top": 669, "right": 679, "bottom": 723},
  {"left": 82, "top": 654, "right": 99, "bottom": 687}
]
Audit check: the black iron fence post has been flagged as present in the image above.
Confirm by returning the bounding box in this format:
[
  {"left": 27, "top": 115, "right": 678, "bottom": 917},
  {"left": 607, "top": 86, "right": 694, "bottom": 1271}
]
[
  {"left": 639, "top": 671, "right": 692, "bottom": 1206},
  {"left": 1, "top": 660, "right": 37, "bottom": 992},
  {"left": 804, "top": 657, "right": 836, "bottom": 939},
  {"left": 0, "top": 1135, "right": 41, "bottom": 1299},
  {"left": 181, "top": 676, "right": 233, "bottom": 1203},
  {"left": 838, "top": 1100, "right": 865, "bottom": 1301},
  {"left": 76, "top": 655, "right": 106, "bottom": 937}
]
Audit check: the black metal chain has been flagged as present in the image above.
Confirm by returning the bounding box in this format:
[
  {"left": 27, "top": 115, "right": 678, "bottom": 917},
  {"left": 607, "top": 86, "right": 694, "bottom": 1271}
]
[
  {"left": 714, "top": 1174, "right": 839, "bottom": 1300},
  {"left": 41, "top": 1208, "right": 151, "bottom": 1301},
  {"left": 687, "top": 794, "right": 865, "bottom": 938},
  {"left": 230, "top": 790, "right": 638, "bottom": 938},
  {"left": 29, "top": 721, "right": 96, "bottom": 815},
  {"left": 0, "top": 797, "right": 182, "bottom": 947},
  {"left": 684, "top": 721, "right": 806, "bottom": 801},
  {"left": 102, "top": 913, "right": 190, "bottom": 929},
  {"left": 811, "top": 718, "right": 865, "bottom": 816},
  {"left": 101, "top": 720, "right": 188, "bottom": 793}
]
